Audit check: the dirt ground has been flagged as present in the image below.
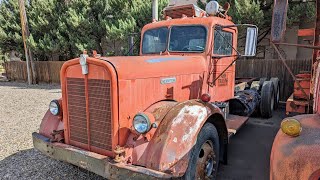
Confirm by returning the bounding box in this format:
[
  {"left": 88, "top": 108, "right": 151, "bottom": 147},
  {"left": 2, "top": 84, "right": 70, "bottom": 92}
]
[{"left": 0, "top": 82, "right": 285, "bottom": 180}]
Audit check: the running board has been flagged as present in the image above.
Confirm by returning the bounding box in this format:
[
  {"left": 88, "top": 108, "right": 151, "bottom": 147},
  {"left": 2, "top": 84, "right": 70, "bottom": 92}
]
[{"left": 226, "top": 115, "right": 249, "bottom": 140}]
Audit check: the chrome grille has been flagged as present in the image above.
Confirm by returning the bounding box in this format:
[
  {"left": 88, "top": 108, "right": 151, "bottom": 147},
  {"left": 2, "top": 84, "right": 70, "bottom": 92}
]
[{"left": 66, "top": 78, "right": 112, "bottom": 152}]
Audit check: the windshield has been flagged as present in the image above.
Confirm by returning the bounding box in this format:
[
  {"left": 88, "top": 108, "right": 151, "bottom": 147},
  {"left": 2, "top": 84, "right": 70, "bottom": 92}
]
[
  {"left": 142, "top": 27, "right": 168, "bottom": 54},
  {"left": 142, "top": 26, "right": 207, "bottom": 54},
  {"left": 169, "top": 26, "right": 206, "bottom": 52}
]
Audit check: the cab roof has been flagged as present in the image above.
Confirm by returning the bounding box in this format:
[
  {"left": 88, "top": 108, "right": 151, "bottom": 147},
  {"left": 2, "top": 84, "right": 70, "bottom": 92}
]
[{"left": 142, "top": 16, "right": 235, "bottom": 33}]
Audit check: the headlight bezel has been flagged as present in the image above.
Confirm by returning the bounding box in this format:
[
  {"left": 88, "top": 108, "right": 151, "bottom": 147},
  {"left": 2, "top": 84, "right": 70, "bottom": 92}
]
[
  {"left": 49, "top": 100, "right": 61, "bottom": 116},
  {"left": 133, "top": 113, "right": 152, "bottom": 134}
]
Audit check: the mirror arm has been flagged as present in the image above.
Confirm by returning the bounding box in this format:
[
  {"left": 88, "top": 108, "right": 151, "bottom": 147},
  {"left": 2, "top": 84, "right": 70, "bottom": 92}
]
[
  {"left": 211, "top": 57, "right": 239, "bottom": 86},
  {"left": 212, "top": 55, "right": 239, "bottom": 59}
]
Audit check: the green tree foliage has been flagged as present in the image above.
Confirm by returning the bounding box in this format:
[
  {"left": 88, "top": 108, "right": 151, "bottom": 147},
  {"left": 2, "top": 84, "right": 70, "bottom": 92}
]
[
  {"left": 0, "top": 0, "right": 23, "bottom": 55},
  {"left": 27, "top": 0, "right": 66, "bottom": 60},
  {"left": 287, "top": 2, "right": 315, "bottom": 26},
  {"left": 0, "top": 0, "right": 168, "bottom": 60},
  {"left": 197, "top": 0, "right": 315, "bottom": 44}
]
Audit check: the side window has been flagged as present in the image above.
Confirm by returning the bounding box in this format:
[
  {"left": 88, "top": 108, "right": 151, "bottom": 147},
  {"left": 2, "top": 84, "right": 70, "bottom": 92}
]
[{"left": 213, "top": 30, "right": 233, "bottom": 55}]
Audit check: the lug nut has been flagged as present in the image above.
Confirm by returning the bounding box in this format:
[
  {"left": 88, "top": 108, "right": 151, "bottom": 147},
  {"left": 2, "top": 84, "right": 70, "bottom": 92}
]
[{"left": 213, "top": 161, "right": 217, "bottom": 165}]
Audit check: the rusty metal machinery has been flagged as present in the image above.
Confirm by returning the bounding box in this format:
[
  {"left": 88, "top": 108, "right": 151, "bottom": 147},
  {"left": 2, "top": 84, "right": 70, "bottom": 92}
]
[{"left": 271, "top": 0, "right": 320, "bottom": 114}]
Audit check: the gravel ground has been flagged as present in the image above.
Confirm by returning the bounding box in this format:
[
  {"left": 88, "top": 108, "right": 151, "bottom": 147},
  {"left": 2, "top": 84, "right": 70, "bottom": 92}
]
[
  {"left": 0, "top": 82, "right": 103, "bottom": 179},
  {"left": 0, "top": 81, "right": 283, "bottom": 180}
]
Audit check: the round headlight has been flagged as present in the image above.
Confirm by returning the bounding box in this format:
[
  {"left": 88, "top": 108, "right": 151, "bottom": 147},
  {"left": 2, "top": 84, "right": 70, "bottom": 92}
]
[
  {"left": 281, "top": 118, "right": 302, "bottom": 137},
  {"left": 49, "top": 100, "right": 60, "bottom": 116},
  {"left": 133, "top": 113, "right": 151, "bottom": 134}
]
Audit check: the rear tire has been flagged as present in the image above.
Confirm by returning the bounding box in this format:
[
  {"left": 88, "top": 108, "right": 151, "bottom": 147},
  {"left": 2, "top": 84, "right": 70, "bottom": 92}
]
[
  {"left": 270, "top": 78, "right": 280, "bottom": 110},
  {"left": 259, "top": 78, "right": 267, "bottom": 92},
  {"left": 260, "top": 81, "right": 275, "bottom": 118},
  {"left": 183, "top": 123, "right": 220, "bottom": 180}
]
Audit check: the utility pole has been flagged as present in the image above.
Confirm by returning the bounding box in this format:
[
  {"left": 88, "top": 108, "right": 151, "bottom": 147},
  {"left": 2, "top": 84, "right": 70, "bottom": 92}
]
[
  {"left": 18, "top": 0, "right": 35, "bottom": 85},
  {"left": 152, "top": 0, "right": 159, "bottom": 21},
  {"left": 128, "top": 35, "right": 134, "bottom": 56}
]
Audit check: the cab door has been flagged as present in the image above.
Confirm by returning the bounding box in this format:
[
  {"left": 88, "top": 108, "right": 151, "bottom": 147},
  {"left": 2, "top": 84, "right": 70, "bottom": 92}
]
[{"left": 209, "top": 26, "right": 237, "bottom": 102}]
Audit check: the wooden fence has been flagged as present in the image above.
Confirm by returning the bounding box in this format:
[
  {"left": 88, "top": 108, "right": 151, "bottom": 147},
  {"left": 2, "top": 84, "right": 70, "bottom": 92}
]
[
  {"left": 236, "top": 59, "right": 312, "bottom": 101},
  {"left": 4, "top": 61, "right": 64, "bottom": 83},
  {"left": 4, "top": 59, "right": 312, "bottom": 101}
]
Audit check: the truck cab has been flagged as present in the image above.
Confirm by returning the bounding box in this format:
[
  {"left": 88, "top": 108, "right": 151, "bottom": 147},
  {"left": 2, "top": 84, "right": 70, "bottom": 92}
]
[{"left": 33, "top": 2, "right": 260, "bottom": 179}]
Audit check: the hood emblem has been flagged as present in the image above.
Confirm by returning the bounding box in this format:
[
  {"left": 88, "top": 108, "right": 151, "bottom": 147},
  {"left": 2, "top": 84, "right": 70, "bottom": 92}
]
[
  {"left": 79, "top": 54, "right": 89, "bottom": 75},
  {"left": 161, "top": 77, "right": 176, "bottom": 85}
]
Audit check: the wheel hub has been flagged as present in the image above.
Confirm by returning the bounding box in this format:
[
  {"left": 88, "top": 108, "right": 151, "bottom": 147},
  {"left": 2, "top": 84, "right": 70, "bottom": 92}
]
[{"left": 196, "top": 141, "right": 216, "bottom": 180}]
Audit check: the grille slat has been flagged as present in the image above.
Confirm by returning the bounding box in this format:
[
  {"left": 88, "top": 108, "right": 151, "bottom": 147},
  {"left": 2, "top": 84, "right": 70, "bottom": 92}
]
[
  {"left": 67, "top": 78, "right": 87, "bottom": 145},
  {"left": 66, "top": 77, "right": 113, "bottom": 152},
  {"left": 88, "top": 79, "right": 113, "bottom": 151}
]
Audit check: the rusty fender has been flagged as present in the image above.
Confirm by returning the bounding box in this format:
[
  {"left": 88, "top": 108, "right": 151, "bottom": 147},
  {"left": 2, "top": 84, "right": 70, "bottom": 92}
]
[
  {"left": 270, "top": 114, "right": 320, "bottom": 180},
  {"left": 39, "top": 108, "right": 64, "bottom": 141},
  {"left": 132, "top": 100, "right": 228, "bottom": 177}
]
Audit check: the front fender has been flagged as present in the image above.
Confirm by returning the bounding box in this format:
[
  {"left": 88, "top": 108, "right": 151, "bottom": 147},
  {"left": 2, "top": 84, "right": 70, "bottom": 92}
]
[
  {"left": 270, "top": 114, "right": 320, "bottom": 180},
  {"left": 39, "top": 110, "right": 64, "bottom": 140},
  {"left": 140, "top": 100, "right": 225, "bottom": 176}
]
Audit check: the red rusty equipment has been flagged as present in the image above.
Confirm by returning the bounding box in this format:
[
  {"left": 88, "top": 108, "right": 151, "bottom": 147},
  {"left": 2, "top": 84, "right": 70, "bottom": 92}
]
[
  {"left": 294, "top": 74, "right": 311, "bottom": 100},
  {"left": 270, "top": 0, "right": 320, "bottom": 179}
]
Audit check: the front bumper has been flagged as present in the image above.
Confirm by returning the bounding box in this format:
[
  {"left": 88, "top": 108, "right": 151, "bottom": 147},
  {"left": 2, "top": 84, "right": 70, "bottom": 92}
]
[{"left": 32, "top": 133, "right": 172, "bottom": 180}]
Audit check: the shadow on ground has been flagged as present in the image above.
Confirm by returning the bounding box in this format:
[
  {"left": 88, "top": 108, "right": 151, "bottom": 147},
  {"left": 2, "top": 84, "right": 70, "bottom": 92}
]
[
  {"left": 217, "top": 109, "right": 286, "bottom": 180},
  {"left": 0, "top": 149, "right": 104, "bottom": 180},
  {"left": 0, "top": 81, "right": 61, "bottom": 91}
]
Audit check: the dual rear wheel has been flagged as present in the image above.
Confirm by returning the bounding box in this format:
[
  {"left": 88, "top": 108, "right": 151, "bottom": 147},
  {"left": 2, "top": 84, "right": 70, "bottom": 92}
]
[{"left": 260, "top": 78, "right": 280, "bottom": 118}]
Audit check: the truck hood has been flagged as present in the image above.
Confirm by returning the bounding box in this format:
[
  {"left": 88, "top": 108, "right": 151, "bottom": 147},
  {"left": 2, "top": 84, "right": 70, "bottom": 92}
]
[{"left": 100, "top": 55, "right": 207, "bottom": 80}]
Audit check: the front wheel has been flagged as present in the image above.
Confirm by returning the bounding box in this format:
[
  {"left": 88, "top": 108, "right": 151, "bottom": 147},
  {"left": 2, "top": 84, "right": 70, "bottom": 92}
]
[{"left": 183, "top": 123, "right": 220, "bottom": 180}]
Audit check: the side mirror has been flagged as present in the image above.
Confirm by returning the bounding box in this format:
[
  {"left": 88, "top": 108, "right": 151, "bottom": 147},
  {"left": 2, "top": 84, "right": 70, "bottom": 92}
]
[{"left": 244, "top": 26, "right": 258, "bottom": 57}]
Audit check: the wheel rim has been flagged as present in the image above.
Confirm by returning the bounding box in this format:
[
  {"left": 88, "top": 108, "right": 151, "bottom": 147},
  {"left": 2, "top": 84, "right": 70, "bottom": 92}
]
[{"left": 195, "top": 140, "right": 216, "bottom": 180}]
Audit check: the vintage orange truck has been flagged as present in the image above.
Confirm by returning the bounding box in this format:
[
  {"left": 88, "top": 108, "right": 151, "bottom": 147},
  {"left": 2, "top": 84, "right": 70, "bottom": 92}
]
[{"left": 32, "top": 2, "right": 278, "bottom": 179}]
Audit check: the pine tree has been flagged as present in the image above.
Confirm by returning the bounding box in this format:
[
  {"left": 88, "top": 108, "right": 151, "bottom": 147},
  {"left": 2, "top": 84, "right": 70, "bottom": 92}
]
[
  {"left": 27, "top": 0, "right": 67, "bottom": 60},
  {"left": 0, "top": 0, "right": 23, "bottom": 55},
  {"left": 0, "top": 0, "right": 168, "bottom": 59}
]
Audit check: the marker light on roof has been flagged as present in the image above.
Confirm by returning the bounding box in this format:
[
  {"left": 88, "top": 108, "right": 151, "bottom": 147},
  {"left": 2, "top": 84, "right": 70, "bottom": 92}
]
[{"left": 206, "top": 1, "right": 220, "bottom": 16}]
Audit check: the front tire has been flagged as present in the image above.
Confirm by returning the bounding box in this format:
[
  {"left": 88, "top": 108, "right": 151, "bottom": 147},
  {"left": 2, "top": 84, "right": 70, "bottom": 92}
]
[{"left": 183, "top": 123, "right": 220, "bottom": 180}]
